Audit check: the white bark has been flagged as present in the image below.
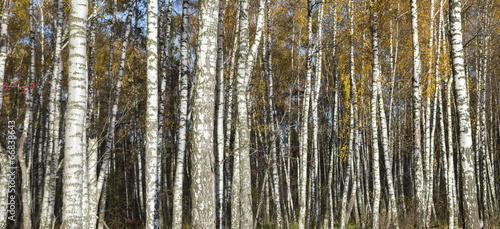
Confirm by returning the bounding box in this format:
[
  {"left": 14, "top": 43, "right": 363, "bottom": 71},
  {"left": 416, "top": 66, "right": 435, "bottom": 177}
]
[
  {"left": 298, "top": 1, "right": 313, "bottom": 228},
  {"left": 231, "top": 130, "right": 241, "bottom": 229},
  {"left": 190, "top": 0, "right": 219, "bottom": 226},
  {"left": 378, "top": 27, "right": 399, "bottom": 229},
  {"left": 16, "top": 1, "right": 36, "bottom": 228},
  {"left": 236, "top": 0, "right": 254, "bottom": 227},
  {"left": 215, "top": 1, "right": 225, "bottom": 228},
  {"left": 0, "top": 144, "right": 8, "bottom": 228},
  {"left": 0, "top": 0, "right": 11, "bottom": 111},
  {"left": 449, "top": 0, "right": 480, "bottom": 226},
  {"left": 424, "top": 0, "right": 436, "bottom": 226},
  {"left": 371, "top": 7, "right": 381, "bottom": 229},
  {"left": 86, "top": 138, "right": 98, "bottom": 229},
  {"left": 0, "top": 6, "right": 14, "bottom": 226},
  {"left": 311, "top": 2, "right": 324, "bottom": 228},
  {"left": 146, "top": 0, "right": 159, "bottom": 227},
  {"left": 410, "top": 0, "right": 425, "bottom": 225},
  {"left": 341, "top": 2, "right": 355, "bottom": 228},
  {"left": 327, "top": 3, "right": 338, "bottom": 228},
  {"left": 446, "top": 77, "right": 457, "bottom": 229},
  {"left": 62, "top": 0, "right": 88, "bottom": 227},
  {"left": 265, "top": 1, "right": 282, "bottom": 226},
  {"left": 172, "top": 1, "right": 190, "bottom": 227},
  {"left": 244, "top": 0, "right": 266, "bottom": 87}
]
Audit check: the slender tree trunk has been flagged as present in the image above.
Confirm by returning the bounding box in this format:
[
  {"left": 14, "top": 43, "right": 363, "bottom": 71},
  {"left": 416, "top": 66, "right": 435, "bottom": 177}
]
[
  {"left": 244, "top": 0, "right": 265, "bottom": 87},
  {"left": 424, "top": 0, "right": 436, "bottom": 227},
  {"left": 446, "top": 76, "right": 457, "bottom": 229},
  {"left": 340, "top": 2, "right": 355, "bottom": 228},
  {"left": 265, "top": 1, "right": 282, "bottom": 226},
  {"left": 146, "top": 0, "right": 159, "bottom": 227},
  {"left": 378, "top": 23, "right": 399, "bottom": 229},
  {"left": 410, "top": 0, "right": 425, "bottom": 226},
  {"left": 190, "top": 0, "right": 219, "bottom": 226},
  {"left": 232, "top": 129, "right": 241, "bottom": 229},
  {"left": 0, "top": 2, "right": 13, "bottom": 225},
  {"left": 327, "top": 3, "right": 338, "bottom": 228},
  {"left": 0, "top": 0, "right": 11, "bottom": 111},
  {"left": 215, "top": 1, "right": 225, "bottom": 228},
  {"left": 312, "top": 2, "right": 324, "bottom": 228},
  {"left": 298, "top": 1, "right": 313, "bottom": 228},
  {"left": 39, "top": 0, "right": 63, "bottom": 224},
  {"left": 158, "top": 0, "right": 173, "bottom": 226},
  {"left": 371, "top": 6, "right": 381, "bottom": 228},
  {"left": 62, "top": 0, "right": 88, "bottom": 227},
  {"left": 16, "top": 1, "right": 36, "bottom": 228},
  {"left": 172, "top": 1, "right": 190, "bottom": 227},
  {"left": 236, "top": 0, "right": 254, "bottom": 227},
  {"left": 449, "top": 0, "right": 480, "bottom": 227}
]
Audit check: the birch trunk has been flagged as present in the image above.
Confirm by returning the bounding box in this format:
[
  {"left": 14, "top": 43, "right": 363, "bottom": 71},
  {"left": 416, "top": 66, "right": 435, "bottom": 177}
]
[
  {"left": 298, "top": 1, "right": 313, "bottom": 228},
  {"left": 0, "top": 0, "right": 11, "bottom": 111},
  {"left": 190, "top": 1, "right": 219, "bottom": 226},
  {"left": 146, "top": 0, "right": 159, "bottom": 227},
  {"left": 236, "top": 0, "right": 254, "bottom": 226},
  {"left": 434, "top": 1, "right": 453, "bottom": 227},
  {"left": 0, "top": 145, "right": 8, "bottom": 229},
  {"left": 62, "top": 0, "right": 88, "bottom": 227},
  {"left": 340, "top": 2, "right": 355, "bottom": 227},
  {"left": 172, "top": 0, "right": 190, "bottom": 227},
  {"left": 16, "top": 1, "right": 36, "bottom": 227},
  {"left": 446, "top": 77, "right": 457, "bottom": 229},
  {"left": 158, "top": 0, "right": 173, "bottom": 225},
  {"left": 378, "top": 29, "right": 399, "bottom": 229},
  {"left": 312, "top": 2, "right": 324, "bottom": 228},
  {"left": 244, "top": 0, "right": 265, "bottom": 87},
  {"left": 410, "top": 0, "right": 425, "bottom": 225},
  {"left": 371, "top": 7, "right": 381, "bottom": 228},
  {"left": 224, "top": 5, "right": 239, "bottom": 226},
  {"left": 424, "top": 0, "right": 436, "bottom": 226},
  {"left": 449, "top": 0, "right": 480, "bottom": 226},
  {"left": 40, "top": 0, "right": 63, "bottom": 226},
  {"left": 215, "top": 1, "right": 225, "bottom": 228},
  {"left": 231, "top": 129, "right": 241, "bottom": 229},
  {"left": 327, "top": 4, "right": 338, "bottom": 228},
  {"left": 265, "top": 1, "right": 282, "bottom": 226},
  {"left": 84, "top": 0, "right": 98, "bottom": 226}
]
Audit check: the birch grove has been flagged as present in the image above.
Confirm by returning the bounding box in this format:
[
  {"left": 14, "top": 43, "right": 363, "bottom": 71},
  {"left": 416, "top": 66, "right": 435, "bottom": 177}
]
[{"left": 0, "top": 0, "right": 498, "bottom": 228}]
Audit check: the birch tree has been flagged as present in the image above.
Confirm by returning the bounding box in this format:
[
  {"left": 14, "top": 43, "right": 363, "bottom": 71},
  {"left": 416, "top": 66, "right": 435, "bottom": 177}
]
[
  {"left": 311, "top": 2, "right": 324, "bottom": 227},
  {"left": 370, "top": 4, "right": 381, "bottom": 228},
  {"left": 265, "top": 1, "right": 282, "bottom": 227},
  {"left": 0, "top": 0, "right": 11, "bottom": 112},
  {"left": 215, "top": 0, "right": 225, "bottom": 228},
  {"left": 298, "top": 1, "right": 313, "bottom": 228},
  {"left": 449, "top": 0, "right": 480, "bottom": 227},
  {"left": 326, "top": 2, "right": 338, "bottom": 228},
  {"left": 410, "top": 0, "right": 425, "bottom": 226},
  {"left": 172, "top": 0, "right": 190, "bottom": 227},
  {"left": 340, "top": 1, "right": 355, "bottom": 228},
  {"left": 375, "top": 6, "right": 398, "bottom": 229},
  {"left": 145, "top": 0, "right": 159, "bottom": 227},
  {"left": 62, "top": 0, "right": 88, "bottom": 227},
  {"left": 15, "top": 1, "right": 36, "bottom": 228},
  {"left": 0, "top": 2, "right": 12, "bottom": 226},
  {"left": 235, "top": 0, "right": 254, "bottom": 227},
  {"left": 40, "top": 0, "right": 64, "bottom": 227},
  {"left": 190, "top": 0, "right": 218, "bottom": 227}
]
